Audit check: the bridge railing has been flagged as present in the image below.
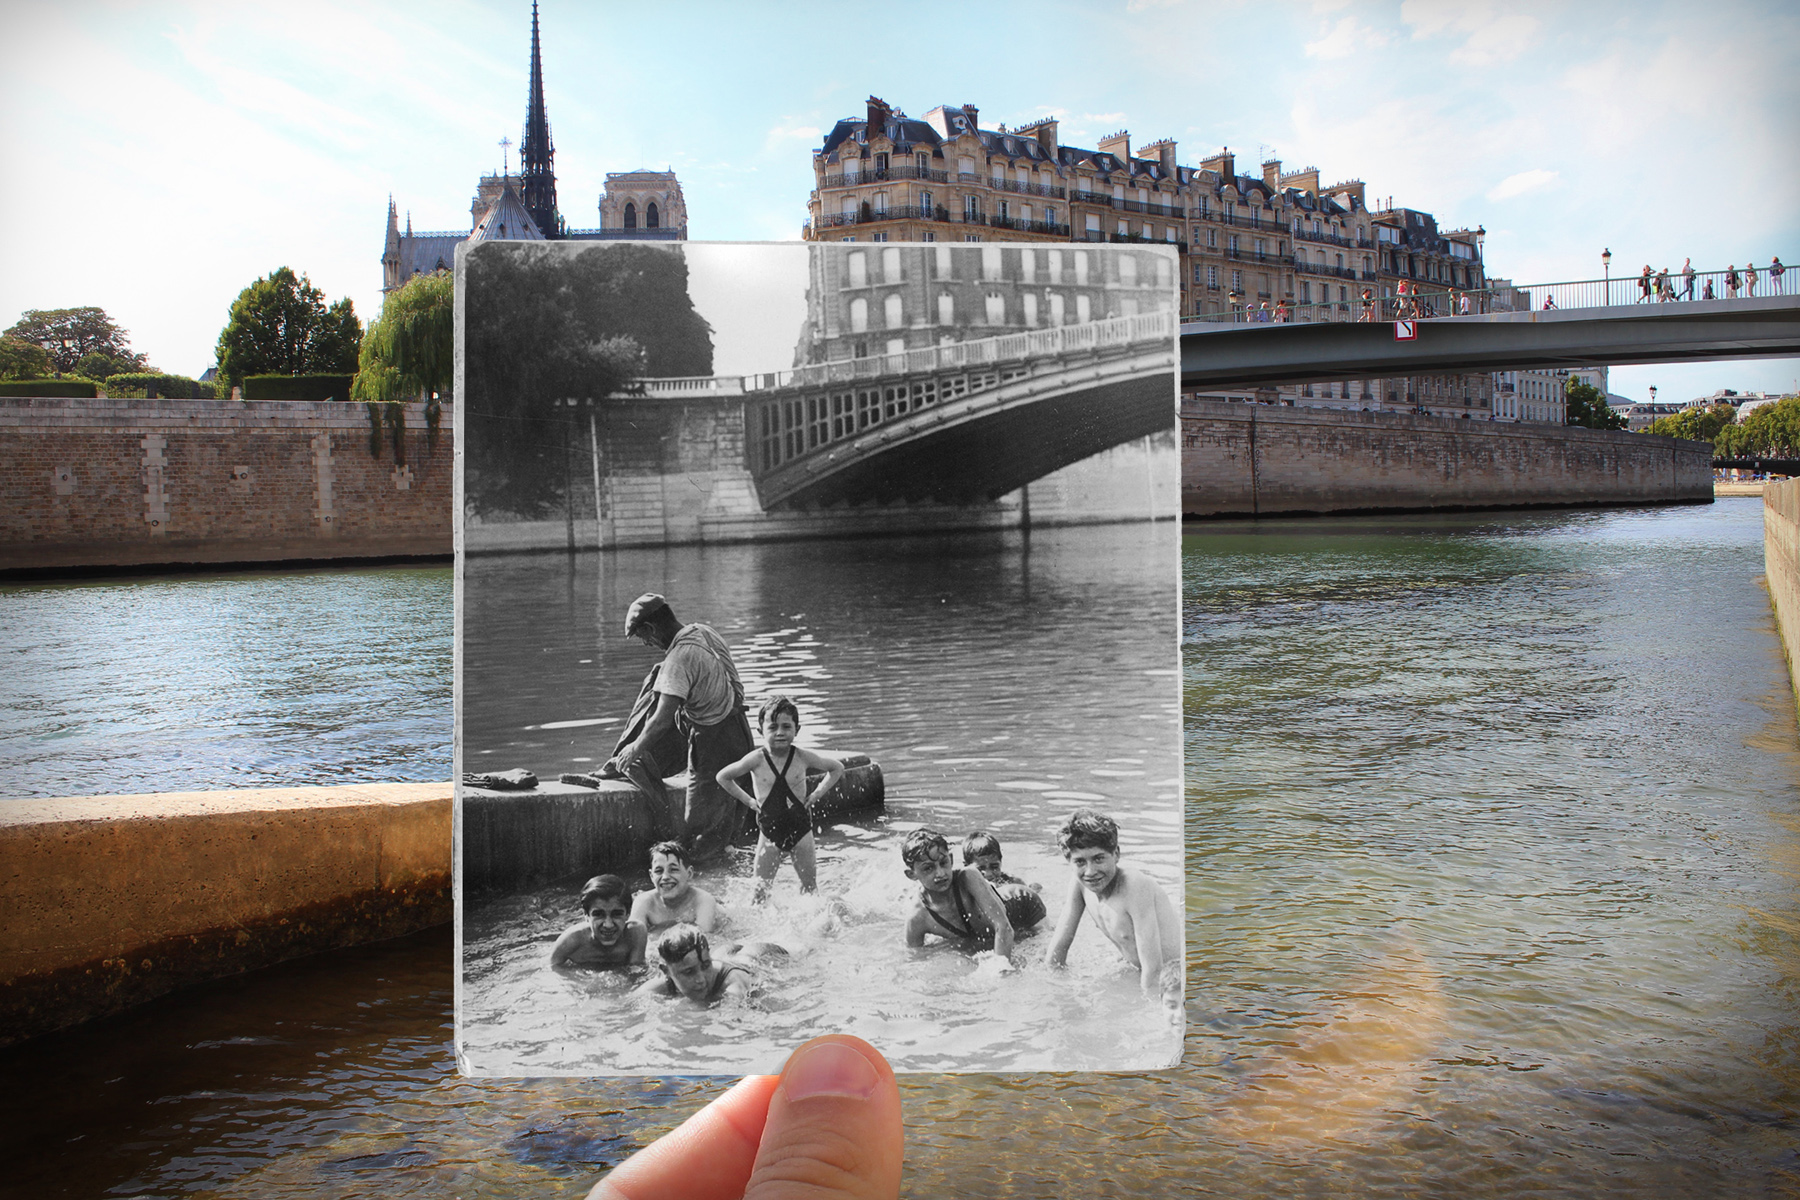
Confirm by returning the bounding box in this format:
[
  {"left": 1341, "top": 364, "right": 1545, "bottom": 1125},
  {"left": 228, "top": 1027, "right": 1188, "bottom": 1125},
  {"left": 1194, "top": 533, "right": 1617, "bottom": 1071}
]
[
  {"left": 759, "top": 309, "right": 1175, "bottom": 391},
  {"left": 1183, "top": 260, "right": 1792, "bottom": 325}
]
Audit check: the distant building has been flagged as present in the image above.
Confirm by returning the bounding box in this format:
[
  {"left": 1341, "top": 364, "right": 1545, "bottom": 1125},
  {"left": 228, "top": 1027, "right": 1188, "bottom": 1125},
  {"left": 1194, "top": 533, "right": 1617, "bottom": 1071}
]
[
  {"left": 805, "top": 98, "right": 1511, "bottom": 416},
  {"left": 381, "top": 3, "right": 687, "bottom": 294}
]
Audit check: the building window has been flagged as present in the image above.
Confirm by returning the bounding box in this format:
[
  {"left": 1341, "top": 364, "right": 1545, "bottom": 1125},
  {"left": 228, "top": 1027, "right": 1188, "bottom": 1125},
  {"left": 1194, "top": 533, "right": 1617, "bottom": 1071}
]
[
  {"left": 1193, "top": 264, "right": 1203, "bottom": 284},
  {"left": 1085, "top": 213, "right": 1100, "bottom": 234},
  {"left": 964, "top": 195, "right": 982, "bottom": 220},
  {"left": 1023, "top": 292, "right": 1039, "bottom": 326},
  {"left": 884, "top": 293, "right": 903, "bottom": 329},
  {"left": 1049, "top": 293, "right": 1066, "bottom": 325},
  {"left": 1231, "top": 269, "right": 1243, "bottom": 291},
  {"left": 1207, "top": 265, "right": 1219, "bottom": 288},
  {"left": 958, "top": 155, "right": 976, "bottom": 177},
  {"left": 1117, "top": 219, "right": 1129, "bottom": 236},
  {"left": 1207, "top": 228, "right": 1217, "bottom": 248},
  {"left": 985, "top": 292, "right": 1005, "bottom": 323},
  {"left": 646, "top": 202, "right": 659, "bottom": 229},
  {"left": 981, "top": 245, "right": 1003, "bottom": 281},
  {"left": 624, "top": 202, "right": 637, "bottom": 229},
  {"left": 872, "top": 191, "right": 888, "bottom": 215},
  {"left": 919, "top": 190, "right": 933, "bottom": 213},
  {"left": 849, "top": 297, "right": 868, "bottom": 332},
  {"left": 1229, "top": 234, "right": 1240, "bottom": 254},
  {"left": 1076, "top": 293, "right": 1092, "bottom": 322},
  {"left": 872, "top": 232, "right": 888, "bottom": 242},
  {"left": 964, "top": 234, "right": 981, "bottom": 242},
  {"left": 917, "top": 152, "right": 930, "bottom": 173},
  {"left": 938, "top": 293, "right": 954, "bottom": 324},
  {"left": 875, "top": 152, "right": 888, "bottom": 174},
  {"left": 848, "top": 251, "right": 867, "bottom": 288}
]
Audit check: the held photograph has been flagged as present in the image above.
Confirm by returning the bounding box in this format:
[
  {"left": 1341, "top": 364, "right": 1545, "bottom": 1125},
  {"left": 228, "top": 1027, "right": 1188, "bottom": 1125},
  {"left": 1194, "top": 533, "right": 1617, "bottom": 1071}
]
[{"left": 454, "top": 238, "right": 1184, "bottom": 1075}]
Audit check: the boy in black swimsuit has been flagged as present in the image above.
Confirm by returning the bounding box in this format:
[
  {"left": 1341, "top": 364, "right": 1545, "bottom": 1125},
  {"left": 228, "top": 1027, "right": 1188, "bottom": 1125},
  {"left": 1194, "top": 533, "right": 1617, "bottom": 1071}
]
[
  {"left": 962, "top": 831, "right": 1046, "bottom": 933},
  {"left": 901, "top": 828, "right": 1015, "bottom": 957},
  {"left": 637, "top": 923, "right": 786, "bottom": 1006},
  {"left": 716, "top": 694, "right": 845, "bottom": 902}
]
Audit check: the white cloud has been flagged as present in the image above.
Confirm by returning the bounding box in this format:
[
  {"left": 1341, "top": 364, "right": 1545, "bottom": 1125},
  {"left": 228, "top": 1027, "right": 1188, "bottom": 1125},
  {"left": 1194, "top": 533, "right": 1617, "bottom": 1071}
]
[
  {"left": 1305, "top": 12, "right": 1395, "bottom": 60},
  {"left": 1487, "top": 169, "right": 1559, "bottom": 201},
  {"left": 1400, "top": 0, "right": 1541, "bottom": 64}
]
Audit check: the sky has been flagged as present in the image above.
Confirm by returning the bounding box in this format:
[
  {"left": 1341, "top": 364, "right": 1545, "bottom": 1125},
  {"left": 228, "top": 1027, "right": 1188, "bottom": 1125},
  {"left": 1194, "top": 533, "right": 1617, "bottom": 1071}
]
[{"left": 2, "top": 0, "right": 1795, "bottom": 401}]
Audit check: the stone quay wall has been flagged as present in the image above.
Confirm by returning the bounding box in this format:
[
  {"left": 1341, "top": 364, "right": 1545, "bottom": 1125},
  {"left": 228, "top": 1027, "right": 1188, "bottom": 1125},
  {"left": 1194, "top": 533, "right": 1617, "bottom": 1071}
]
[
  {"left": 465, "top": 392, "right": 1180, "bottom": 554},
  {"left": 0, "top": 397, "right": 453, "bottom": 572},
  {"left": 1181, "top": 401, "right": 1714, "bottom": 517},
  {"left": 1764, "top": 480, "right": 1800, "bottom": 715},
  {"left": 0, "top": 783, "right": 450, "bottom": 1047}
]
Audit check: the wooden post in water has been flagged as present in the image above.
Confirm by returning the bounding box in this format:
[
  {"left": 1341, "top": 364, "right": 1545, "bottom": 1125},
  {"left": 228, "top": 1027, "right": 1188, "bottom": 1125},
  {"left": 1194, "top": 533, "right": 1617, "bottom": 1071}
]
[
  {"left": 589, "top": 408, "right": 604, "bottom": 551},
  {"left": 563, "top": 408, "right": 575, "bottom": 554}
]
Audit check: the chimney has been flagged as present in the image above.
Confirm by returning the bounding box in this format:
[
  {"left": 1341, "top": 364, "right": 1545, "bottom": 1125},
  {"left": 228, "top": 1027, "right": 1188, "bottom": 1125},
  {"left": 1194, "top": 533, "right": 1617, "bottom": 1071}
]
[
  {"left": 1262, "top": 159, "right": 1280, "bottom": 189},
  {"left": 1200, "top": 148, "right": 1235, "bottom": 182},
  {"left": 1143, "top": 138, "right": 1178, "bottom": 174},
  {"left": 1022, "top": 117, "right": 1059, "bottom": 157},
  {"left": 1097, "top": 130, "right": 1131, "bottom": 163},
  {"left": 866, "top": 96, "right": 891, "bottom": 138},
  {"left": 1280, "top": 165, "right": 1320, "bottom": 195},
  {"left": 961, "top": 104, "right": 979, "bottom": 134}
]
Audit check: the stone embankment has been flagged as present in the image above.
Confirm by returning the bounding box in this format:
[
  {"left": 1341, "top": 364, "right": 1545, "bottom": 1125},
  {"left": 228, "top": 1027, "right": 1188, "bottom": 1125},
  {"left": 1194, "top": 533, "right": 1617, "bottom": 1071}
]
[
  {"left": 0, "top": 397, "right": 450, "bottom": 573},
  {"left": 0, "top": 783, "right": 449, "bottom": 1047},
  {"left": 1764, "top": 479, "right": 1800, "bottom": 713},
  {"left": 1181, "top": 401, "right": 1714, "bottom": 516}
]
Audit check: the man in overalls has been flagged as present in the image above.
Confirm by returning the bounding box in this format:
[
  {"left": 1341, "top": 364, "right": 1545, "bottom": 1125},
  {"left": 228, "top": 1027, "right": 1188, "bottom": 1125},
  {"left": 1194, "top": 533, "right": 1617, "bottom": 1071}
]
[{"left": 609, "top": 593, "right": 754, "bottom": 861}]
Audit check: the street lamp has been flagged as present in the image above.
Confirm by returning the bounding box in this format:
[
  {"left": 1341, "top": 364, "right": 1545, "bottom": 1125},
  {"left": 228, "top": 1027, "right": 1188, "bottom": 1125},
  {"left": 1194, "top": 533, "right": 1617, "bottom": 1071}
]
[
  {"left": 1649, "top": 385, "right": 1657, "bottom": 406},
  {"left": 1229, "top": 288, "right": 1244, "bottom": 322},
  {"left": 1602, "top": 248, "right": 1612, "bottom": 306}
]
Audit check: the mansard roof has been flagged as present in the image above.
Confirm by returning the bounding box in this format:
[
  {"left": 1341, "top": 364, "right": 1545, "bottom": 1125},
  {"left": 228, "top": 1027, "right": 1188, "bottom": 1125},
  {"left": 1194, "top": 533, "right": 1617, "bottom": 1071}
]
[
  {"left": 390, "top": 233, "right": 464, "bottom": 280},
  {"left": 470, "top": 184, "right": 546, "bottom": 242}
]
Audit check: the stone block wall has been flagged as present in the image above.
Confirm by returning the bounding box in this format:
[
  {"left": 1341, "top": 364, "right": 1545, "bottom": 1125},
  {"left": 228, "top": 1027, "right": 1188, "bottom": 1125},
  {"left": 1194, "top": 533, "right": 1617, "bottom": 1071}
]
[
  {"left": 0, "top": 397, "right": 453, "bottom": 571},
  {"left": 1182, "top": 400, "right": 1713, "bottom": 516},
  {"left": 1764, "top": 479, "right": 1800, "bottom": 716}
]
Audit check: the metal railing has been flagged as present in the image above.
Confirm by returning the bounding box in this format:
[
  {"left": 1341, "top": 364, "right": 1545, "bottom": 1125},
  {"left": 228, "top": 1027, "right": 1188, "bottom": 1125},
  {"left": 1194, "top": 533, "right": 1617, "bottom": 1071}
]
[
  {"left": 1183, "top": 261, "right": 1793, "bottom": 324},
  {"left": 988, "top": 177, "right": 1067, "bottom": 199},
  {"left": 821, "top": 165, "right": 950, "bottom": 187}
]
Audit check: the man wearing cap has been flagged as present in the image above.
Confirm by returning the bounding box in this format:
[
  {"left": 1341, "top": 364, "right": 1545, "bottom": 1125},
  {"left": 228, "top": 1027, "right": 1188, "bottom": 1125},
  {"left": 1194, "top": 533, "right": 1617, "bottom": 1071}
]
[{"left": 613, "top": 593, "right": 754, "bottom": 861}]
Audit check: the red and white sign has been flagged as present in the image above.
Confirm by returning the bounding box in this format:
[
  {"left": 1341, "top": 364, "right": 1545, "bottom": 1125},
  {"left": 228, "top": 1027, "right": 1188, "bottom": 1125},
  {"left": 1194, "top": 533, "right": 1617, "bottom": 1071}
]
[{"left": 1394, "top": 320, "right": 1417, "bottom": 341}]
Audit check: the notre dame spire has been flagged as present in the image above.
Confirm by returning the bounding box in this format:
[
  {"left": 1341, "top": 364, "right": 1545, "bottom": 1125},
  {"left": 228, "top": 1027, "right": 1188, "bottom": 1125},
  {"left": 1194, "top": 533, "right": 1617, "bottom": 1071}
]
[{"left": 519, "top": 1, "right": 560, "bottom": 237}]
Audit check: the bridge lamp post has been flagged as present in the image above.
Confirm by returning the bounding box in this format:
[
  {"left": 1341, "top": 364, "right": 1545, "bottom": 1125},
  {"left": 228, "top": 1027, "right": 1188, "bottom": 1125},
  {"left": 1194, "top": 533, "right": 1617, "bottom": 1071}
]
[{"left": 1603, "top": 248, "right": 1612, "bottom": 306}]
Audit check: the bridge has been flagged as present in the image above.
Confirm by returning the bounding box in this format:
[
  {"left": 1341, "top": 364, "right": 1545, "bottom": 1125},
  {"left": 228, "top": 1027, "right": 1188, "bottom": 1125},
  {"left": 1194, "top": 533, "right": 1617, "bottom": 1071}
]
[
  {"left": 1181, "top": 285, "right": 1800, "bottom": 389},
  {"left": 620, "top": 311, "right": 1177, "bottom": 510}
]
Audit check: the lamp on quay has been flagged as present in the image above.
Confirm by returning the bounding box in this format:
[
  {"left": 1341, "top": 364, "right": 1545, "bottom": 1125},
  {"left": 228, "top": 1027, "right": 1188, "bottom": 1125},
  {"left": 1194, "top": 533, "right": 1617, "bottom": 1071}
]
[{"left": 1603, "top": 248, "right": 1612, "bottom": 306}]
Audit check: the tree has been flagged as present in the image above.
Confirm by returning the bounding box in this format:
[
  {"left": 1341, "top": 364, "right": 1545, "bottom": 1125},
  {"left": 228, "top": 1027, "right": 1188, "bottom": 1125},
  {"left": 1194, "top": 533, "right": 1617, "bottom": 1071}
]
[
  {"left": 0, "top": 335, "right": 52, "bottom": 380},
  {"left": 1566, "top": 380, "right": 1626, "bottom": 430},
  {"left": 215, "top": 267, "right": 361, "bottom": 388},
  {"left": 5, "top": 307, "right": 147, "bottom": 374},
  {"left": 460, "top": 242, "right": 698, "bottom": 514},
  {"left": 351, "top": 269, "right": 454, "bottom": 404},
  {"left": 1714, "top": 395, "right": 1800, "bottom": 459},
  {"left": 1645, "top": 402, "right": 1736, "bottom": 445},
  {"left": 72, "top": 351, "right": 152, "bottom": 382}
]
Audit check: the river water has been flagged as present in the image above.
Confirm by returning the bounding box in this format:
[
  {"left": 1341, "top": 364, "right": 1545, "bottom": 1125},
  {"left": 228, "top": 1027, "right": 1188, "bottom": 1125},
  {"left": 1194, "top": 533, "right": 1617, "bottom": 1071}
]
[
  {"left": 5, "top": 502, "right": 1798, "bottom": 1196},
  {"left": 0, "top": 565, "right": 452, "bottom": 798}
]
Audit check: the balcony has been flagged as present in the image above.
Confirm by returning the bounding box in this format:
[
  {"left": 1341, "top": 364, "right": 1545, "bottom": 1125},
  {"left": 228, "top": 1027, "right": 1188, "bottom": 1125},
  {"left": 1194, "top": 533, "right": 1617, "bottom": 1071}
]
[
  {"left": 987, "top": 177, "right": 1067, "bottom": 200},
  {"left": 820, "top": 165, "right": 950, "bottom": 188}
]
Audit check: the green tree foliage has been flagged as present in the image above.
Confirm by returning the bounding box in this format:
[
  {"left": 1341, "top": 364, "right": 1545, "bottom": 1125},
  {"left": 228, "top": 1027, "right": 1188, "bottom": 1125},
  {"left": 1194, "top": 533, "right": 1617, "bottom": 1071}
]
[
  {"left": 5, "top": 307, "right": 147, "bottom": 374},
  {"left": 463, "top": 242, "right": 712, "bottom": 514},
  {"left": 1565, "top": 380, "right": 1627, "bottom": 430},
  {"left": 0, "top": 335, "right": 52, "bottom": 380},
  {"left": 1645, "top": 402, "right": 1736, "bottom": 444},
  {"left": 215, "top": 267, "right": 361, "bottom": 389},
  {"left": 352, "top": 270, "right": 456, "bottom": 464},
  {"left": 1713, "top": 396, "right": 1800, "bottom": 458},
  {"left": 73, "top": 351, "right": 152, "bottom": 382}
]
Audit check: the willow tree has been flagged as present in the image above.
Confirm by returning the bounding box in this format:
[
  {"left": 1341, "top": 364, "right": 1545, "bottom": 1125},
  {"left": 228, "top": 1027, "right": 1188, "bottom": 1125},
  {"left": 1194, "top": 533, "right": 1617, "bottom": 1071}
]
[{"left": 352, "top": 269, "right": 454, "bottom": 463}]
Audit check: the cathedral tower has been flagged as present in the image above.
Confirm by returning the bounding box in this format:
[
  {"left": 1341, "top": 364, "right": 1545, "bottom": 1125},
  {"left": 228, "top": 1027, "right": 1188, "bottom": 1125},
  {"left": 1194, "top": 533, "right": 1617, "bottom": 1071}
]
[{"left": 519, "top": 1, "right": 560, "bottom": 237}]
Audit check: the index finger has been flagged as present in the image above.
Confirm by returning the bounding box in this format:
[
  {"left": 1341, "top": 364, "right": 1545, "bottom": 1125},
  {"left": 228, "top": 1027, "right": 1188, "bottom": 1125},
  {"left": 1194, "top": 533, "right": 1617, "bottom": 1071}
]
[{"left": 587, "top": 1073, "right": 781, "bottom": 1200}]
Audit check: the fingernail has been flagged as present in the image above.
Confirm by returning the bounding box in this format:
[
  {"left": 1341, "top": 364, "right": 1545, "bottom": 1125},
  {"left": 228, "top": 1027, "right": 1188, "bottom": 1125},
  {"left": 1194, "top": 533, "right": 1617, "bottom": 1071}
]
[{"left": 781, "top": 1040, "right": 879, "bottom": 1102}]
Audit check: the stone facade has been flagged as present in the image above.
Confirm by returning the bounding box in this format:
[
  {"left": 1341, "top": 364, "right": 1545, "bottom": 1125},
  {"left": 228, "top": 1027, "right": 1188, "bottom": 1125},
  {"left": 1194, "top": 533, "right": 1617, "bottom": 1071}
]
[
  {"left": 0, "top": 397, "right": 451, "bottom": 572},
  {"left": 597, "top": 170, "right": 687, "bottom": 238}
]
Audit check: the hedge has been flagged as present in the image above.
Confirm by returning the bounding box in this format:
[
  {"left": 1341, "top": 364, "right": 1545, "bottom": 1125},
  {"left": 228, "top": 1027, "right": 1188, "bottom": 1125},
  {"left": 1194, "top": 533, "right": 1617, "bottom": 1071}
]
[
  {"left": 241, "top": 374, "right": 357, "bottom": 401},
  {"left": 103, "top": 372, "right": 209, "bottom": 399},
  {"left": 0, "top": 379, "right": 98, "bottom": 398}
]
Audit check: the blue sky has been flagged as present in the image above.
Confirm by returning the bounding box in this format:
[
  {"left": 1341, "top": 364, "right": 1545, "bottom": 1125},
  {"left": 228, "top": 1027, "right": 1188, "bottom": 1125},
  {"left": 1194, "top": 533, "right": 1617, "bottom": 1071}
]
[{"left": 3, "top": 0, "right": 1795, "bottom": 400}]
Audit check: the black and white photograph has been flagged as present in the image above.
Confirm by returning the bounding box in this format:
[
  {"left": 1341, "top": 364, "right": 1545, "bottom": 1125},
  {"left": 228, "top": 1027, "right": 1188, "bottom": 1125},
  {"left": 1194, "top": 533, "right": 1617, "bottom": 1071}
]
[{"left": 455, "top": 238, "right": 1183, "bottom": 1075}]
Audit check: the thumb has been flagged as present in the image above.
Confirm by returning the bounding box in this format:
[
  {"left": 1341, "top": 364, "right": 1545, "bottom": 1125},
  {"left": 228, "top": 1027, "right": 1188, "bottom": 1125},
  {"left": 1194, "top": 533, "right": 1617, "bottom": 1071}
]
[{"left": 743, "top": 1035, "right": 903, "bottom": 1200}]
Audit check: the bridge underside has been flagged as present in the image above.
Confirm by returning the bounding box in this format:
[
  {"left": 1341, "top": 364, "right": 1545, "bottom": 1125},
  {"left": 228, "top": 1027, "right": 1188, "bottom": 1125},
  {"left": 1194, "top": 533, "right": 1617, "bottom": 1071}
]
[
  {"left": 763, "top": 372, "right": 1174, "bottom": 509},
  {"left": 1181, "top": 295, "right": 1800, "bottom": 389}
]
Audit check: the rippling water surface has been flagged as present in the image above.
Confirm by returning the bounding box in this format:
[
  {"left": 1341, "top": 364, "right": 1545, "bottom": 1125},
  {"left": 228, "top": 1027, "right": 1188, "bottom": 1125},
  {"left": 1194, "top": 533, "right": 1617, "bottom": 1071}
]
[
  {"left": 5, "top": 504, "right": 1799, "bottom": 1197},
  {"left": 0, "top": 565, "right": 452, "bottom": 797}
]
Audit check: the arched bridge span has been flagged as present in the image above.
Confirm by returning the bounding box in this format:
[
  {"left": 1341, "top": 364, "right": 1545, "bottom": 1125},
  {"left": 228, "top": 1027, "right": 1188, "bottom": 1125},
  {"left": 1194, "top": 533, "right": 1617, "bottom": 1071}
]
[{"left": 742, "top": 311, "right": 1176, "bottom": 509}]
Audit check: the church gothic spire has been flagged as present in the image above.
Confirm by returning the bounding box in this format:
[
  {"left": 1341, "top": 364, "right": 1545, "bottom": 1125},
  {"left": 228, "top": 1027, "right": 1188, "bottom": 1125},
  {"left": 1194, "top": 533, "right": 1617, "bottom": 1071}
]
[{"left": 519, "top": 1, "right": 560, "bottom": 237}]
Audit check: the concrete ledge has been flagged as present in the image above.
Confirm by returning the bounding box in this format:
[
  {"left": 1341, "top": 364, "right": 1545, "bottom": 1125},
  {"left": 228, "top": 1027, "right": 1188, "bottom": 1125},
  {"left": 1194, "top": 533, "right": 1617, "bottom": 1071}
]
[{"left": 0, "top": 782, "right": 451, "bottom": 1046}]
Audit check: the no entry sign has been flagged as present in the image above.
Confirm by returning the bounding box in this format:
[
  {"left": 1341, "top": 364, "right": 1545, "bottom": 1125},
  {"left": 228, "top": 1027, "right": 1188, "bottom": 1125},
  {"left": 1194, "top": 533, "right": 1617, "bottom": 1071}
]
[{"left": 1394, "top": 320, "right": 1417, "bottom": 340}]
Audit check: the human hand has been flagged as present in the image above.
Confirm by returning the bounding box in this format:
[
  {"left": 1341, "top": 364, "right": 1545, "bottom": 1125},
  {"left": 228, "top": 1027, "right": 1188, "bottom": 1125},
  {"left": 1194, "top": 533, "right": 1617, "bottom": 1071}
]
[{"left": 587, "top": 1035, "right": 902, "bottom": 1200}]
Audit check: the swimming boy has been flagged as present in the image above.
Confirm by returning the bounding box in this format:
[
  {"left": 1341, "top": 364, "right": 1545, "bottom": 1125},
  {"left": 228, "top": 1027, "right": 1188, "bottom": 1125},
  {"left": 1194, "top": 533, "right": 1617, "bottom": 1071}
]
[
  {"left": 962, "top": 830, "right": 1046, "bottom": 932},
  {"left": 637, "top": 923, "right": 783, "bottom": 1007},
  {"left": 1044, "top": 810, "right": 1182, "bottom": 1007},
  {"left": 549, "top": 874, "right": 646, "bottom": 969},
  {"left": 716, "top": 695, "right": 845, "bottom": 902},
  {"left": 628, "top": 840, "right": 719, "bottom": 937},
  {"left": 901, "top": 828, "right": 1014, "bottom": 956}
]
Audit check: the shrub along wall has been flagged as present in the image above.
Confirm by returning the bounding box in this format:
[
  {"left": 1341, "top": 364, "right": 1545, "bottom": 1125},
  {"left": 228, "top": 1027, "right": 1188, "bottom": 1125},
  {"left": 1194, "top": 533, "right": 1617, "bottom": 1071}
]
[
  {"left": 0, "top": 380, "right": 98, "bottom": 398},
  {"left": 103, "top": 373, "right": 210, "bottom": 399},
  {"left": 242, "top": 375, "right": 356, "bottom": 401}
]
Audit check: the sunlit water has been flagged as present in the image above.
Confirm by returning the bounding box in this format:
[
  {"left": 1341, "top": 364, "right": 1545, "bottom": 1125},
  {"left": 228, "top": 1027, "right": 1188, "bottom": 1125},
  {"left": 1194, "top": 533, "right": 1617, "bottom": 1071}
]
[
  {"left": 0, "top": 565, "right": 452, "bottom": 797},
  {"left": 459, "top": 526, "right": 1183, "bottom": 1075},
  {"left": 5, "top": 503, "right": 1799, "bottom": 1197}
]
